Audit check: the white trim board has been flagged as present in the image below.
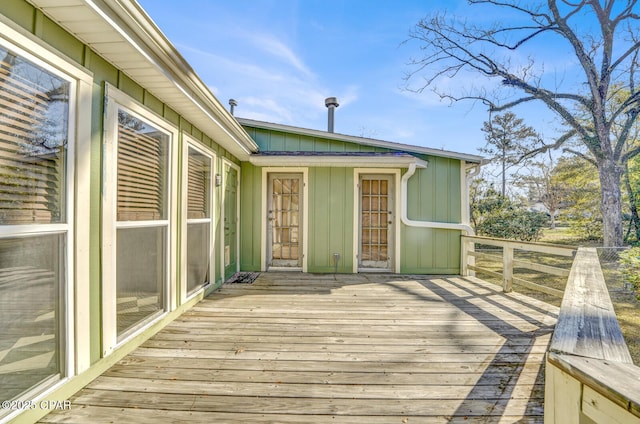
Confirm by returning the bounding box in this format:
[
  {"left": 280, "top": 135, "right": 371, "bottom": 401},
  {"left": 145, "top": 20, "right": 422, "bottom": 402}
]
[
  {"left": 181, "top": 134, "right": 217, "bottom": 303},
  {"left": 260, "top": 167, "right": 309, "bottom": 273},
  {"left": 352, "top": 169, "right": 402, "bottom": 274},
  {"left": 101, "top": 83, "right": 179, "bottom": 356}
]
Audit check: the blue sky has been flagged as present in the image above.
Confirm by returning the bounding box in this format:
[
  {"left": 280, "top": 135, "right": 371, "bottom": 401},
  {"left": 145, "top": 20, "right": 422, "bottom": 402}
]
[{"left": 137, "top": 0, "right": 565, "bottom": 156}]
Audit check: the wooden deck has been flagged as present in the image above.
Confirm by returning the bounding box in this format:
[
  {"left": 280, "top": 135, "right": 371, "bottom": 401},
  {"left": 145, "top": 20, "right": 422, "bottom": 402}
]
[{"left": 41, "top": 273, "right": 558, "bottom": 423}]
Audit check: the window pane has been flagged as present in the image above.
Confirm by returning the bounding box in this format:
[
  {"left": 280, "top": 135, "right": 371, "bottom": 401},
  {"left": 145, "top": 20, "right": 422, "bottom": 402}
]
[
  {"left": 116, "top": 226, "right": 165, "bottom": 337},
  {"left": 187, "top": 147, "right": 210, "bottom": 219},
  {"left": 0, "top": 47, "right": 69, "bottom": 225},
  {"left": 187, "top": 222, "right": 210, "bottom": 294},
  {"left": 116, "top": 111, "right": 169, "bottom": 221},
  {"left": 0, "top": 234, "right": 63, "bottom": 401}
]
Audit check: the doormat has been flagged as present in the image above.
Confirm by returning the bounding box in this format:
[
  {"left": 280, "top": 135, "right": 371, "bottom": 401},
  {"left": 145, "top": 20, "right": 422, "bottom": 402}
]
[{"left": 225, "top": 272, "right": 260, "bottom": 284}]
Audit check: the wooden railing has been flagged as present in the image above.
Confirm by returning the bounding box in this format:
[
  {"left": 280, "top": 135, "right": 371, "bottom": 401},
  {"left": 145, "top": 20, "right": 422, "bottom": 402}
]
[
  {"left": 544, "top": 247, "right": 640, "bottom": 423},
  {"left": 461, "top": 238, "right": 640, "bottom": 423},
  {"left": 461, "top": 235, "right": 576, "bottom": 297}
]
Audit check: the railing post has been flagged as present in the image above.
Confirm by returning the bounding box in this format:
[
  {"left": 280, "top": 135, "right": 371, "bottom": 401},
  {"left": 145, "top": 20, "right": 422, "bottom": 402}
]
[
  {"left": 461, "top": 237, "right": 468, "bottom": 276},
  {"left": 503, "top": 245, "right": 513, "bottom": 292}
]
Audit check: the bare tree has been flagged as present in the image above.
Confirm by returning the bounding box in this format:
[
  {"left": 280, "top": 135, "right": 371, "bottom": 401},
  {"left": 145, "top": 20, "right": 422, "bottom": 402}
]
[
  {"left": 406, "top": 0, "right": 640, "bottom": 247},
  {"left": 518, "top": 153, "right": 565, "bottom": 229}
]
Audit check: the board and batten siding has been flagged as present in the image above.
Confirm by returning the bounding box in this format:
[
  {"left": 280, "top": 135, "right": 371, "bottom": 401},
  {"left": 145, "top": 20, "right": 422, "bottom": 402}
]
[
  {"left": 239, "top": 162, "right": 263, "bottom": 271},
  {"left": 240, "top": 164, "right": 356, "bottom": 274},
  {"left": 401, "top": 156, "right": 463, "bottom": 274},
  {"left": 0, "top": 0, "right": 241, "bottom": 365},
  {"left": 239, "top": 155, "right": 465, "bottom": 275},
  {"left": 307, "top": 167, "right": 355, "bottom": 273},
  {"left": 245, "top": 126, "right": 392, "bottom": 153}
]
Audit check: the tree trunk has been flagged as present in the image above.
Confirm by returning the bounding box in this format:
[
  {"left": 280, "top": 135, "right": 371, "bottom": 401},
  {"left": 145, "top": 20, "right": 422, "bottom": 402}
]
[{"left": 598, "top": 159, "right": 624, "bottom": 247}]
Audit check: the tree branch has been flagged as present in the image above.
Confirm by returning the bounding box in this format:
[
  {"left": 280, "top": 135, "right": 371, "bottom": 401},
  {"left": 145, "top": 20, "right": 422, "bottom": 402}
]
[{"left": 563, "top": 147, "right": 598, "bottom": 167}]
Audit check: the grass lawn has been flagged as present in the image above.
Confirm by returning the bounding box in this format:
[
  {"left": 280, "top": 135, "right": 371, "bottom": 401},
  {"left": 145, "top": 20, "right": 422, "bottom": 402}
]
[{"left": 472, "top": 226, "right": 640, "bottom": 365}]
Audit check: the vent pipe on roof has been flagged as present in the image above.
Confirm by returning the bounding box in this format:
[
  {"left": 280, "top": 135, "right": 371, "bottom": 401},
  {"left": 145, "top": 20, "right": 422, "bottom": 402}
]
[
  {"left": 229, "top": 98, "right": 238, "bottom": 115},
  {"left": 325, "top": 97, "right": 339, "bottom": 132}
]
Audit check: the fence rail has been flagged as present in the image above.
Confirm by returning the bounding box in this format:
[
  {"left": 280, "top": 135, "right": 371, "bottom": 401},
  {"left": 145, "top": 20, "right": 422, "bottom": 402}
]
[{"left": 461, "top": 235, "right": 576, "bottom": 297}]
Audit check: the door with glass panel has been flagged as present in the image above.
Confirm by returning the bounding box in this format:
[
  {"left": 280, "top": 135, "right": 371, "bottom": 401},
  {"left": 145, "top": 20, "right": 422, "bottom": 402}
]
[
  {"left": 0, "top": 45, "right": 71, "bottom": 405},
  {"left": 359, "top": 174, "right": 394, "bottom": 271},
  {"left": 186, "top": 145, "right": 212, "bottom": 296},
  {"left": 267, "top": 173, "right": 303, "bottom": 268}
]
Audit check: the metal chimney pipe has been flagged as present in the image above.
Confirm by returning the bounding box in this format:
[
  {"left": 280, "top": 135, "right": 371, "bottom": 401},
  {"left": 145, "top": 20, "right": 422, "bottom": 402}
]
[
  {"left": 325, "top": 97, "right": 339, "bottom": 132},
  {"left": 229, "top": 98, "right": 238, "bottom": 115}
]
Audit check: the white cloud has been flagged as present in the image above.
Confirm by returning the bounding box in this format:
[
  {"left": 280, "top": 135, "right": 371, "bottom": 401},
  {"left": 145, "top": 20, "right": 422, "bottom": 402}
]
[{"left": 247, "top": 33, "right": 314, "bottom": 77}]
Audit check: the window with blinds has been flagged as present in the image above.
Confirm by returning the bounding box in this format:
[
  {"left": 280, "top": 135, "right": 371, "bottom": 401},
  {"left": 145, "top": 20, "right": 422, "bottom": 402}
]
[
  {"left": 0, "top": 47, "right": 69, "bottom": 225},
  {"left": 114, "top": 108, "right": 169, "bottom": 338},
  {"left": 116, "top": 111, "right": 168, "bottom": 222},
  {"left": 0, "top": 42, "right": 72, "bottom": 411},
  {"left": 186, "top": 146, "right": 211, "bottom": 295},
  {"left": 187, "top": 148, "right": 210, "bottom": 219}
]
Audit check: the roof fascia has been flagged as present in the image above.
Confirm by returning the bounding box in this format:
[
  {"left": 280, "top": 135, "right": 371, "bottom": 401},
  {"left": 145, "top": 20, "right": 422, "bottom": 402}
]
[
  {"left": 249, "top": 154, "right": 429, "bottom": 168},
  {"left": 97, "top": 0, "right": 258, "bottom": 155}
]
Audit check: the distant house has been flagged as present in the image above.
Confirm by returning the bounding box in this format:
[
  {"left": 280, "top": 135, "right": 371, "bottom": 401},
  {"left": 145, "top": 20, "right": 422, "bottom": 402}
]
[{"left": 0, "top": 1, "right": 481, "bottom": 422}]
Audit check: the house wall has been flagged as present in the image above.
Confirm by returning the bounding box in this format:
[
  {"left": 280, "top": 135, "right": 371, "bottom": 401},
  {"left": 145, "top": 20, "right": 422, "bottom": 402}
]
[
  {"left": 401, "top": 155, "right": 462, "bottom": 274},
  {"left": 239, "top": 127, "right": 465, "bottom": 275},
  {"left": 245, "top": 126, "right": 391, "bottom": 153},
  {"left": 0, "top": 3, "right": 242, "bottom": 422}
]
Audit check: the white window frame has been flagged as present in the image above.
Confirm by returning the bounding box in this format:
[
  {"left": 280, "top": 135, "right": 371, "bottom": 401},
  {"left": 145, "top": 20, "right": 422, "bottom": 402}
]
[
  {"left": 102, "top": 84, "right": 178, "bottom": 356},
  {"left": 0, "top": 18, "right": 92, "bottom": 419},
  {"left": 260, "top": 167, "right": 308, "bottom": 272},
  {"left": 181, "top": 135, "right": 216, "bottom": 302},
  {"left": 220, "top": 158, "right": 241, "bottom": 281},
  {"left": 352, "top": 168, "right": 401, "bottom": 273}
]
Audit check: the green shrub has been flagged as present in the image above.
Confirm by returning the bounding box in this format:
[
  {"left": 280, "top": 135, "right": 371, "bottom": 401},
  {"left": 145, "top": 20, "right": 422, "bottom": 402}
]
[
  {"left": 476, "top": 208, "right": 548, "bottom": 241},
  {"left": 620, "top": 246, "right": 640, "bottom": 300}
]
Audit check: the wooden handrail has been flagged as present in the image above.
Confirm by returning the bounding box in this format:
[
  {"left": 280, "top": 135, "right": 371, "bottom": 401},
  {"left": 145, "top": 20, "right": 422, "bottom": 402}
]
[
  {"left": 545, "top": 247, "right": 640, "bottom": 423},
  {"left": 550, "top": 248, "right": 632, "bottom": 362}
]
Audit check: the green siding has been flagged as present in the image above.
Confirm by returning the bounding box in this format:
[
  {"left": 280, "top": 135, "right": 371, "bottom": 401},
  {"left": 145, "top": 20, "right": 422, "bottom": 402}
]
[
  {"left": 400, "top": 157, "right": 463, "bottom": 274},
  {"left": 0, "top": 0, "right": 36, "bottom": 34},
  {"left": 40, "top": 14, "right": 85, "bottom": 64},
  {"left": 307, "top": 168, "right": 354, "bottom": 273},
  {"left": 239, "top": 163, "right": 262, "bottom": 271},
  {"left": 248, "top": 127, "right": 394, "bottom": 153},
  {"left": 119, "top": 73, "right": 144, "bottom": 103}
]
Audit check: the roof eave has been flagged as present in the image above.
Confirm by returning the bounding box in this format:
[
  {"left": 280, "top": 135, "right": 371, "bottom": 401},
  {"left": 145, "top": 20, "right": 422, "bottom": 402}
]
[
  {"left": 249, "top": 154, "right": 429, "bottom": 168},
  {"left": 26, "top": 0, "right": 258, "bottom": 159}
]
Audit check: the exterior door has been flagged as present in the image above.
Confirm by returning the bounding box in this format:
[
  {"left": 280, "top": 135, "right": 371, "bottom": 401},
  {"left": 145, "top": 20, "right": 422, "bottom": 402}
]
[
  {"left": 359, "top": 174, "right": 393, "bottom": 271},
  {"left": 223, "top": 164, "right": 238, "bottom": 280},
  {"left": 267, "top": 173, "right": 303, "bottom": 269}
]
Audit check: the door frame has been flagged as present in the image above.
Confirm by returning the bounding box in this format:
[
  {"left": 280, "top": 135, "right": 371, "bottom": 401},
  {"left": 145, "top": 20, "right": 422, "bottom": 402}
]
[
  {"left": 353, "top": 169, "right": 401, "bottom": 273},
  {"left": 220, "top": 158, "right": 240, "bottom": 282},
  {"left": 261, "top": 167, "right": 308, "bottom": 272}
]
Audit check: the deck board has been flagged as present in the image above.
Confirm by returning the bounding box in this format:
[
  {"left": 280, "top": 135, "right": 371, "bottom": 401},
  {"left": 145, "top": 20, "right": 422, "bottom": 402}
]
[{"left": 40, "top": 273, "right": 558, "bottom": 423}]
